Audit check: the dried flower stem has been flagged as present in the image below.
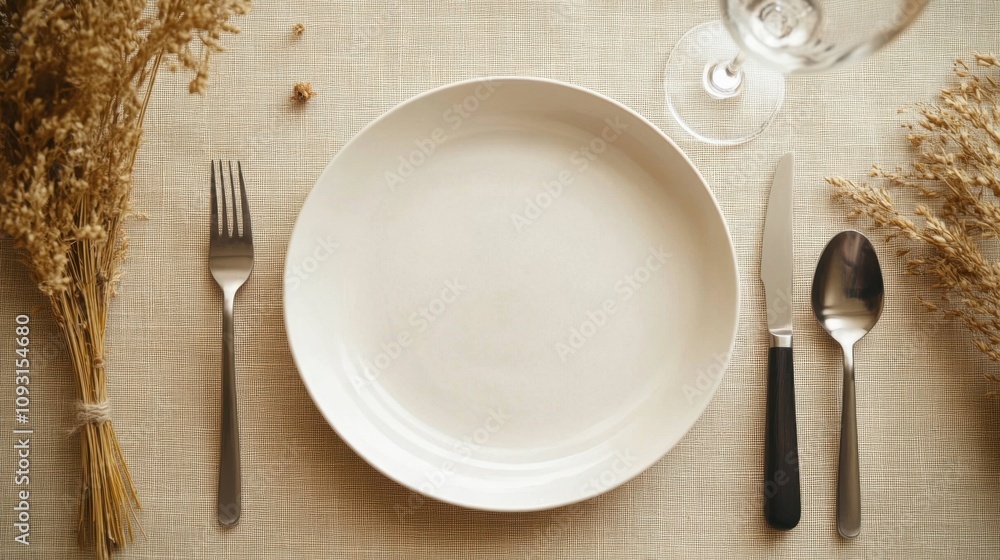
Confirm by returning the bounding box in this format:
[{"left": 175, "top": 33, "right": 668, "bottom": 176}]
[{"left": 830, "top": 53, "right": 1000, "bottom": 396}]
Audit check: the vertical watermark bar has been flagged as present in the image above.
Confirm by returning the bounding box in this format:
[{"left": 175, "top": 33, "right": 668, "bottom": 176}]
[{"left": 11, "top": 313, "right": 33, "bottom": 546}]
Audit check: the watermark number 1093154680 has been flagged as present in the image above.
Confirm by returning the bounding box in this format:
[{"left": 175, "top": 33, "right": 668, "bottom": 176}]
[{"left": 11, "top": 314, "right": 33, "bottom": 546}]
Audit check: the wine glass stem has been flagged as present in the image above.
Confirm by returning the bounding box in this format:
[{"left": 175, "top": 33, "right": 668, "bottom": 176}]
[
  {"left": 704, "top": 50, "right": 747, "bottom": 100},
  {"left": 726, "top": 51, "right": 747, "bottom": 75}
]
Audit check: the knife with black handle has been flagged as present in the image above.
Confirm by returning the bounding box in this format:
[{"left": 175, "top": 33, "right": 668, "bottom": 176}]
[{"left": 760, "top": 152, "right": 801, "bottom": 531}]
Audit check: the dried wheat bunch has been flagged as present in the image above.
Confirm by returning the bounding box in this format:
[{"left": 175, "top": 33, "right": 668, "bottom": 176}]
[
  {"left": 0, "top": 1, "right": 249, "bottom": 558},
  {"left": 829, "top": 53, "right": 1000, "bottom": 397}
]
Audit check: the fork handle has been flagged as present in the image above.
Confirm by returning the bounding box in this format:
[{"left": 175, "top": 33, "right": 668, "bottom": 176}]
[{"left": 218, "top": 289, "right": 241, "bottom": 526}]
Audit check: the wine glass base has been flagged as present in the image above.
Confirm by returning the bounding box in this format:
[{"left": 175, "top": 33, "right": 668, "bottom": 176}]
[{"left": 664, "top": 21, "right": 785, "bottom": 146}]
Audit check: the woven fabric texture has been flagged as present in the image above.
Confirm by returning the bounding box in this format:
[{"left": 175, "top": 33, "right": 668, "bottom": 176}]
[{"left": 1, "top": 1, "right": 998, "bottom": 558}]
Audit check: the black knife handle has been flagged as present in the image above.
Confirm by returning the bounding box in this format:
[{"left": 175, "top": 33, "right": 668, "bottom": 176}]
[{"left": 764, "top": 345, "right": 801, "bottom": 531}]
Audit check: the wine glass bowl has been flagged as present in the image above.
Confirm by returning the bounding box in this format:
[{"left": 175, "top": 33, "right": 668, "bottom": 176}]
[
  {"left": 722, "top": 0, "right": 930, "bottom": 75},
  {"left": 664, "top": 0, "right": 930, "bottom": 145}
]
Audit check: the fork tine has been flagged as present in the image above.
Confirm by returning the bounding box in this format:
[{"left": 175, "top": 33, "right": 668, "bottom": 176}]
[
  {"left": 218, "top": 160, "right": 229, "bottom": 237},
  {"left": 210, "top": 161, "right": 220, "bottom": 239},
  {"left": 236, "top": 161, "right": 252, "bottom": 240},
  {"left": 228, "top": 161, "right": 241, "bottom": 237}
]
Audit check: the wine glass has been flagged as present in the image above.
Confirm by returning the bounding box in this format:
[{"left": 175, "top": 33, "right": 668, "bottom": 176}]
[{"left": 664, "top": 0, "right": 930, "bottom": 145}]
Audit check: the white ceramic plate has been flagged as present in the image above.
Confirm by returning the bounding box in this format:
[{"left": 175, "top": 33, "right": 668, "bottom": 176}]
[{"left": 284, "top": 78, "right": 739, "bottom": 511}]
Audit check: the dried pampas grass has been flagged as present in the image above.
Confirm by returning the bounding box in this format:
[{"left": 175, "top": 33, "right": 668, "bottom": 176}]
[
  {"left": 0, "top": 0, "right": 249, "bottom": 558},
  {"left": 830, "top": 53, "right": 1000, "bottom": 397}
]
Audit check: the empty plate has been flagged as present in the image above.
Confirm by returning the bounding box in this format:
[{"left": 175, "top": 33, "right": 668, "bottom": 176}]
[{"left": 284, "top": 77, "right": 739, "bottom": 511}]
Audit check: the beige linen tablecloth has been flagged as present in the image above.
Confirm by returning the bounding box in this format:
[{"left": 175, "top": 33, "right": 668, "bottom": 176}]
[{"left": 2, "top": 1, "right": 999, "bottom": 558}]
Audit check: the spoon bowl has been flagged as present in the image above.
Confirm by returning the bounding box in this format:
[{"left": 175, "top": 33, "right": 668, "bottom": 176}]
[
  {"left": 811, "top": 230, "right": 884, "bottom": 539},
  {"left": 812, "top": 231, "right": 885, "bottom": 347}
]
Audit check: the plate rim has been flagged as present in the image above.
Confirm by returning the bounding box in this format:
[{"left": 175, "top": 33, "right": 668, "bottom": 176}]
[{"left": 283, "top": 76, "right": 741, "bottom": 511}]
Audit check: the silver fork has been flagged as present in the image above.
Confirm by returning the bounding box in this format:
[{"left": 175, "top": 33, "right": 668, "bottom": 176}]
[{"left": 208, "top": 160, "right": 253, "bottom": 527}]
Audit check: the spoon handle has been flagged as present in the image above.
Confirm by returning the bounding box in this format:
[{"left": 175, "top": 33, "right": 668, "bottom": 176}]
[
  {"left": 838, "top": 346, "right": 861, "bottom": 538},
  {"left": 763, "top": 345, "right": 801, "bottom": 530}
]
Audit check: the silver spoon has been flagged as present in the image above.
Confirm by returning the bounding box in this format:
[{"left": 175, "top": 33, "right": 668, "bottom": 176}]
[{"left": 810, "top": 230, "right": 884, "bottom": 539}]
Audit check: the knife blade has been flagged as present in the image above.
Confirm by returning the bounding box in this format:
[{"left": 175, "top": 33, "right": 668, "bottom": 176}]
[{"left": 761, "top": 152, "right": 801, "bottom": 531}]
